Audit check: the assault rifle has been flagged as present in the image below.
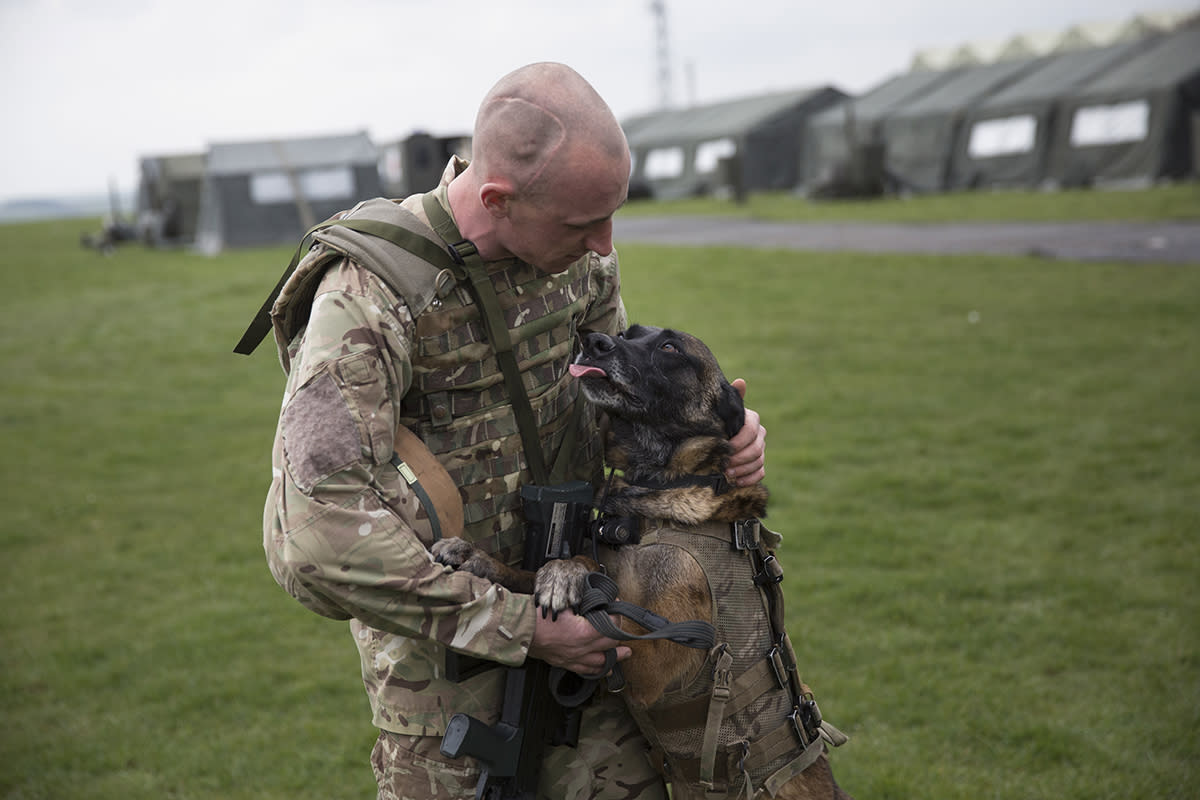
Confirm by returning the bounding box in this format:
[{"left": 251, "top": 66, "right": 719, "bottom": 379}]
[{"left": 440, "top": 481, "right": 597, "bottom": 800}]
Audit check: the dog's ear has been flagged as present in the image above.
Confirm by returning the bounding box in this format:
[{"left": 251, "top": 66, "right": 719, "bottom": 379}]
[{"left": 715, "top": 380, "right": 746, "bottom": 440}]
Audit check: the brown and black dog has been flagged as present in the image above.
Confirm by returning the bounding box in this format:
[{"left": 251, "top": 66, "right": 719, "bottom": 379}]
[{"left": 433, "top": 324, "right": 851, "bottom": 800}]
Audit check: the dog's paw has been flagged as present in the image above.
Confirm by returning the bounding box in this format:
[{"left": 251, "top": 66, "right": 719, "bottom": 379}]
[
  {"left": 431, "top": 537, "right": 475, "bottom": 570},
  {"left": 534, "top": 560, "right": 592, "bottom": 615}
]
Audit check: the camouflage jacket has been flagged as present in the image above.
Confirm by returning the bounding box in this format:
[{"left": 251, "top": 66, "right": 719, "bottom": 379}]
[{"left": 263, "top": 158, "right": 626, "bottom": 735}]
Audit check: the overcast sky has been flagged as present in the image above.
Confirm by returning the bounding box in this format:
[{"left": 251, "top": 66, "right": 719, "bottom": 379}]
[{"left": 0, "top": 0, "right": 1188, "bottom": 201}]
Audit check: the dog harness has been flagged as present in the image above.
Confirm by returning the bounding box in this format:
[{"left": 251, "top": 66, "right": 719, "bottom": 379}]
[{"left": 599, "top": 516, "right": 847, "bottom": 799}]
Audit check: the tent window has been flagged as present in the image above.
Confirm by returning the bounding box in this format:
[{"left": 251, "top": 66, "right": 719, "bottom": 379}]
[
  {"left": 967, "top": 115, "right": 1037, "bottom": 158},
  {"left": 250, "top": 166, "right": 355, "bottom": 204},
  {"left": 694, "top": 138, "right": 737, "bottom": 174},
  {"left": 381, "top": 146, "right": 404, "bottom": 189},
  {"left": 1069, "top": 100, "right": 1150, "bottom": 147},
  {"left": 250, "top": 173, "right": 293, "bottom": 204},
  {"left": 644, "top": 147, "right": 685, "bottom": 180}
]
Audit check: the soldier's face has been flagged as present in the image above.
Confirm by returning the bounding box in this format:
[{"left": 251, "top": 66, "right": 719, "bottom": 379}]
[{"left": 499, "top": 145, "right": 629, "bottom": 273}]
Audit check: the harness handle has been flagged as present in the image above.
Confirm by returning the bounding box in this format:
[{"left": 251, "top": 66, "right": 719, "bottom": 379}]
[
  {"left": 578, "top": 572, "right": 716, "bottom": 649},
  {"left": 551, "top": 571, "right": 714, "bottom": 699}
]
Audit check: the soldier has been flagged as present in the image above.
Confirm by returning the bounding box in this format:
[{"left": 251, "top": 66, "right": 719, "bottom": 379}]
[{"left": 259, "top": 62, "right": 766, "bottom": 799}]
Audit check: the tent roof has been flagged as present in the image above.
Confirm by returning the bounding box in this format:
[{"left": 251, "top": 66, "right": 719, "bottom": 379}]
[
  {"left": 976, "top": 38, "right": 1152, "bottom": 109},
  {"left": 995, "top": 30, "right": 1062, "bottom": 61},
  {"left": 910, "top": 46, "right": 962, "bottom": 71},
  {"left": 142, "top": 152, "right": 207, "bottom": 180},
  {"left": 206, "top": 131, "right": 377, "bottom": 176},
  {"left": 888, "top": 56, "right": 1046, "bottom": 117},
  {"left": 1073, "top": 26, "right": 1200, "bottom": 96},
  {"left": 623, "top": 87, "right": 836, "bottom": 147},
  {"left": 812, "top": 69, "right": 959, "bottom": 126},
  {"left": 1117, "top": 9, "right": 1194, "bottom": 39},
  {"left": 1056, "top": 20, "right": 1129, "bottom": 51}
]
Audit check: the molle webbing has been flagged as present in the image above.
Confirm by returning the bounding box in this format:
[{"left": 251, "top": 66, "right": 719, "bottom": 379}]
[
  {"left": 631, "top": 519, "right": 840, "bottom": 797},
  {"left": 420, "top": 193, "right": 552, "bottom": 486}
]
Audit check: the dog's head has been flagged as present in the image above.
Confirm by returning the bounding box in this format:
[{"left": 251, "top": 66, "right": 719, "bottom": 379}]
[{"left": 569, "top": 324, "right": 745, "bottom": 440}]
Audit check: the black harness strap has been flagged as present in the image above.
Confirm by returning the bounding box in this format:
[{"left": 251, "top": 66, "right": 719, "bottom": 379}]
[
  {"left": 565, "top": 571, "right": 717, "bottom": 695},
  {"left": 624, "top": 472, "right": 731, "bottom": 494},
  {"left": 577, "top": 572, "right": 716, "bottom": 651}
]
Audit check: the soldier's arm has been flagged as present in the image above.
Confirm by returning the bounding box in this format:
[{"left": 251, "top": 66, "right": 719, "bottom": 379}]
[{"left": 264, "top": 261, "right": 537, "bottom": 666}]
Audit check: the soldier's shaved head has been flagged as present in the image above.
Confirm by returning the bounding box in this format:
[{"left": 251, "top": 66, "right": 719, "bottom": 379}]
[
  {"left": 471, "top": 62, "right": 629, "bottom": 200},
  {"left": 448, "top": 62, "right": 630, "bottom": 269}
]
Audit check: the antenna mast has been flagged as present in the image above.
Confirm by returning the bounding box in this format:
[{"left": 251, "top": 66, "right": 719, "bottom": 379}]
[{"left": 650, "top": 0, "right": 672, "bottom": 109}]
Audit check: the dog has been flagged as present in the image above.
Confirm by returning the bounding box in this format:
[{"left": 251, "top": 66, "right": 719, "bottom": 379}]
[{"left": 433, "top": 324, "right": 851, "bottom": 799}]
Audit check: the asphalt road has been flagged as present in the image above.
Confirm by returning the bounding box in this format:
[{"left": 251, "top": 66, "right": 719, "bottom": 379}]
[{"left": 614, "top": 217, "right": 1200, "bottom": 264}]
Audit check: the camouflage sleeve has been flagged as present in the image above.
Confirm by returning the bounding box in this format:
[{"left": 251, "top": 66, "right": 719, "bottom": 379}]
[
  {"left": 580, "top": 249, "right": 627, "bottom": 337},
  {"left": 265, "top": 259, "right": 537, "bottom": 666}
]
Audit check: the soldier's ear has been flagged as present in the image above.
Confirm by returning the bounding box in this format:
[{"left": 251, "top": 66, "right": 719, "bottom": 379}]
[
  {"left": 715, "top": 380, "right": 745, "bottom": 439},
  {"left": 480, "top": 182, "right": 513, "bottom": 218}
]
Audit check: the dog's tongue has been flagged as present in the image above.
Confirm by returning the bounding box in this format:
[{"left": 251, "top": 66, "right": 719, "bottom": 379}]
[{"left": 569, "top": 363, "right": 607, "bottom": 379}]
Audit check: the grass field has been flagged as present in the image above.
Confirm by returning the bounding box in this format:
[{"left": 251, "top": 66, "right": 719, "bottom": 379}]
[{"left": 1, "top": 197, "right": 1197, "bottom": 799}]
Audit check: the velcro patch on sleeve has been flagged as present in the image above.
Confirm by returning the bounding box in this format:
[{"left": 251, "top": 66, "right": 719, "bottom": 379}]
[{"left": 282, "top": 371, "right": 362, "bottom": 493}]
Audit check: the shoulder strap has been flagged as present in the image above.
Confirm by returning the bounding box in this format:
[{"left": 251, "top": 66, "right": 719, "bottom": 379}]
[{"left": 233, "top": 198, "right": 461, "bottom": 355}]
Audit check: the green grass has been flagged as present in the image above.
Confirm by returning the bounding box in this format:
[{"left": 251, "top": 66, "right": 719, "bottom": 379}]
[
  {"left": 2, "top": 212, "right": 1198, "bottom": 799},
  {"left": 619, "top": 181, "right": 1200, "bottom": 222}
]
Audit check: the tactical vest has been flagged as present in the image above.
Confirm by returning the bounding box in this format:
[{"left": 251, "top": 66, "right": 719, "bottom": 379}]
[
  {"left": 617, "top": 518, "right": 847, "bottom": 799},
  {"left": 252, "top": 191, "right": 608, "bottom": 566}
]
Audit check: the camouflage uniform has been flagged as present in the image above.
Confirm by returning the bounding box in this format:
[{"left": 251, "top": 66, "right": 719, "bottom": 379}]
[{"left": 263, "top": 158, "right": 666, "bottom": 799}]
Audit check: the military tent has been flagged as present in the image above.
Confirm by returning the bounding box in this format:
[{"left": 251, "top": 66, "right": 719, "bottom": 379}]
[
  {"left": 1044, "top": 25, "right": 1200, "bottom": 187},
  {"left": 623, "top": 86, "right": 846, "bottom": 200},
  {"left": 995, "top": 30, "right": 1061, "bottom": 62},
  {"left": 947, "top": 37, "right": 1156, "bottom": 190},
  {"left": 804, "top": 69, "right": 960, "bottom": 189},
  {"left": 137, "top": 151, "right": 206, "bottom": 245},
  {"left": 195, "top": 131, "right": 382, "bottom": 254},
  {"left": 378, "top": 132, "right": 471, "bottom": 197},
  {"left": 879, "top": 56, "right": 1049, "bottom": 192},
  {"left": 1056, "top": 20, "right": 1128, "bottom": 52}
]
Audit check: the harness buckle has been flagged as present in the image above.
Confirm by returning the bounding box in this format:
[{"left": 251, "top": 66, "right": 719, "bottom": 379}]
[
  {"left": 753, "top": 554, "right": 784, "bottom": 586},
  {"left": 790, "top": 700, "right": 823, "bottom": 745},
  {"left": 731, "top": 518, "right": 761, "bottom": 550},
  {"left": 767, "top": 645, "right": 789, "bottom": 690}
]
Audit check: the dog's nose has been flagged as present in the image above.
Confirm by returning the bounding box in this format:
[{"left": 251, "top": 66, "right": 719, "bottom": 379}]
[{"left": 583, "top": 332, "right": 616, "bottom": 356}]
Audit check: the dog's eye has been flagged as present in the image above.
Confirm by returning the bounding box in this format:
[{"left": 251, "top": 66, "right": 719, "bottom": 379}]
[{"left": 660, "top": 341, "right": 677, "bottom": 352}]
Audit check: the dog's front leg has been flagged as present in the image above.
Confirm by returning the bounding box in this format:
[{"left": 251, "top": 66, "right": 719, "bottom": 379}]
[
  {"left": 534, "top": 556, "right": 599, "bottom": 616},
  {"left": 431, "top": 537, "right": 537, "bottom": 594}
]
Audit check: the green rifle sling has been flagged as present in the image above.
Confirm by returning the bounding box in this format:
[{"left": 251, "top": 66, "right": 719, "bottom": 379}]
[{"left": 419, "top": 193, "right": 556, "bottom": 487}]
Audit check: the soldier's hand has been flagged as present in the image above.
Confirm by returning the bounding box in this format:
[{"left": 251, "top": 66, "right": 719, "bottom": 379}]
[
  {"left": 529, "top": 608, "right": 631, "bottom": 675},
  {"left": 726, "top": 378, "right": 766, "bottom": 486}
]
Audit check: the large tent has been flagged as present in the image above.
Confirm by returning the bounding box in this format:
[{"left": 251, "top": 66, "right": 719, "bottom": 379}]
[
  {"left": 879, "top": 56, "right": 1049, "bottom": 192},
  {"left": 136, "top": 151, "right": 206, "bottom": 245},
  {"left": 623, "top": 86, "right": 846, "bottom": 200},
  {"left": 804, "top": 69, "right": 960, "bottom": 187},
  {"left": 378, "top": 132, "right": 471, "bottom": 197},
  {"left": 1044, "top": 24, "right": 1200, "bottom": 187},
  {"left": 947, "top": 38, "right": 1156, "bottom": 190},
  {"left": 195, "top": 131, "right": 382, "bottom": 254}
]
